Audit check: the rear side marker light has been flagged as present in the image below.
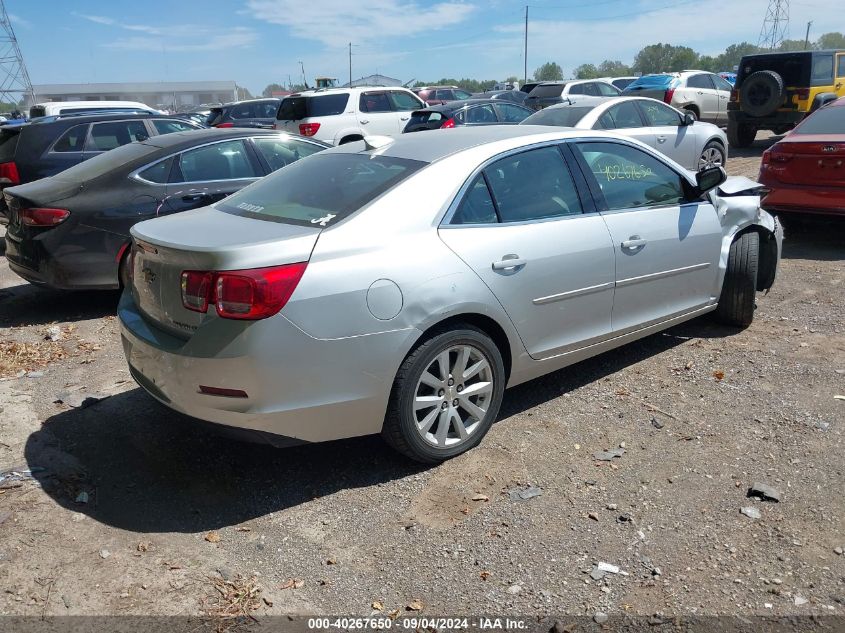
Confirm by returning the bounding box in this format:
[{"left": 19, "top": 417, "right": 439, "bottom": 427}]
[
  {"left": 730, "top": 88, "right": 739, "bottom": 103},
  {"left": 663, "top": 88, "right": 675, "bottom": 105},
  {"left": 20, "top": 207, "right": 70, "bottom": 227},
  {"left": 299, "top": 123, "right": 321, "bottom": 136},
  {"left": 199, "top": 385, "right": 248, "bottom": 398},
  {"left": 180, "top": 263, "right": 308, "bottom": 320},
  {"left": 440, "top": 118, "right": 456, "bottom": 129},
  {"left": 215, "top": 122, "right": 234, "bottom": 128}
]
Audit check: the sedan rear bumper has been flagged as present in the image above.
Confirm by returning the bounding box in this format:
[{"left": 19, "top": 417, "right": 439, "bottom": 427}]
[
  {"left": 118, "top": 291, "right": 416, "bottom": 444},
  {"left": 762, "top": 185, "right": 845, "bottom": 216}
]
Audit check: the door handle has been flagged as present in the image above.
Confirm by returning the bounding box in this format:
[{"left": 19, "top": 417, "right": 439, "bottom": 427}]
[
  {"left": 181, "top": 193, "right": 211, "bottom": 202},
  {"left": 492, "top": 255, "right": 526, "bottom": 271},
  {"left": 360, "top": 119, "right": 369, "bottom": 124},
  {"left": 621, "top": 236, "right": 647, "bottom": 250},
  {"left": 657, "top": 136, "right": 667, "bottom": 143},
  {"left": 400, "top": 116, "right": 410, "bottom": 121}
]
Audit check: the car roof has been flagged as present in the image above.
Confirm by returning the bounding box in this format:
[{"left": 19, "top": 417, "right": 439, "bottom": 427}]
[
  {"left": 291, "top": 87, "right": 413, "bottom": 97},
  {"left": 540, "top": 96, "right": 616, "bottom": 109},
  {"left": 217, "top": 98, "right": 281, "bottom": 107},
  {"left": 330, "top": 125, "right": 606, "bottom": 163},
  {"left": 138, "top": 127, "right": 323, "bottom": 150},
  {"left": 420, "top": 98, "right": 506, "bottom": 113}
]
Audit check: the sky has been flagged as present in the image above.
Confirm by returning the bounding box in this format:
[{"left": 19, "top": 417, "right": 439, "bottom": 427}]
[{"left": 8, "top": 0, "right": 840, "bottom": 95}]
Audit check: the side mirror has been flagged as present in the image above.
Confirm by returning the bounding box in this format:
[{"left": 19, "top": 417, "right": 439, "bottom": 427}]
[
  {"left": 696, "top": 166, "right": 727, "bottom": 194},
  {"left": 682, "top": 111, "right": 695, "bottom": 126}
]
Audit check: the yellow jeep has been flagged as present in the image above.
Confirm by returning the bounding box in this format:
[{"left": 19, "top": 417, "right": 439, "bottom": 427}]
[{"left": 727, "top": 49, "right": 845, "bottom": 148}]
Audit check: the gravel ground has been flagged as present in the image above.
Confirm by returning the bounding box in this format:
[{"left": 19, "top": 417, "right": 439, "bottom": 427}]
[{"left": 0, "top": 133, "right": 843, "bottom": 624}]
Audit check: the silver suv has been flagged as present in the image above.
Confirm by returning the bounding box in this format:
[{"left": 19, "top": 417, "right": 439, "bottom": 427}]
[{"left": 623, "top": 71, "right": 733, "bottom": 125}]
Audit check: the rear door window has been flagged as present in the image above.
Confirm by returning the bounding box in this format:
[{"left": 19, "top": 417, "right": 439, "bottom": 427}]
[
  {"left": 86, "top": 120, "right": 150, "bottom": 152},
  {"left": 713, "top": 75, "right": 733, "bottom": 91},
  {"left": 359, "top": 92, "right": 392, "bottom": 113},
  {"left": 465, "top": 104, "right": 497, "bottom": 124},
  {"left": 484, "top": 146, "right": 584, "bottom": 222},
  {"left": 812, "top": 54, "right": 834, "bottom": 85},
  {"left": 172, "top": 139, "right": 258, "bottom": 182},
  {"left": 229, "top": 102, "right": 256, "bottom": 119},
  {"left": 568, "top": 84, "right": 585, "bottom": 95},
  {"left": 687, "top": 74, "right": 715, "bottom": 89},
  {"left": 256, "top": 101, "right": 279, "bottom": 118},
  {"left": 308, "top": 94, "right": 349, "bottom": 117},
  {"left": 52, "top": 124, "right": 89, "bottom": 152},
  {"left": 217, "top": 153, "right": 425, "bottom": 226},
  {"left": 252, "top": 137, "right": 324, "bottom": 172},
  {"left": 389, "top": 91, "right": 422, "bottom": 111},
  {"left": 435, "top": 90, "right": 454, "bottom": 101}
]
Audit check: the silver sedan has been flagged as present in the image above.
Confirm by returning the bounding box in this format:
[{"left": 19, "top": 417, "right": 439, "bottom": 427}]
[
  {"left": 521, "top": 95, "right": 729, "bottom": 171},
  {"left": 119, "top": 127, "right": 782, "bottom": 463}
]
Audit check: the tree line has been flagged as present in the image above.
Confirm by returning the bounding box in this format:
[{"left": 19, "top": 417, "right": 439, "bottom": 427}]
[{"left": 261, "top": 31, "right": 845, "bottom": 96}]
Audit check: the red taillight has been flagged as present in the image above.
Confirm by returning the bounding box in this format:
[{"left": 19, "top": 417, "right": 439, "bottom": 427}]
[
  {"left": 181, "top": 271, "right": 213, "bottom": 313},
  {"left": 0, "top": 161, "right": 20, "bottom": 185},
  {"left": 730, "top": 88, "right": 739, "bottom": 103},
  {"left": 767, "top": 146, "right": 792, "bottom": 164},
  {"left": 440, "top": 118, "right": 456, "bottom": 129},
  {"left": 663, "top": 89, "right": 675, "bottom": 105},
  {"left": 180, "top": 263, "right": 307, "bottom": 320},
  {"left": 299, "top": 123, "right": 321, "bottom": 137},
  {"left": 20, "top": 207, "right": 69, "bottom": 227},
  {"left": 215, "top": 122, "right": 234, "bottom": 128},
  {"left": 761, "top": 150, "right": 771, "bottom": 166}
]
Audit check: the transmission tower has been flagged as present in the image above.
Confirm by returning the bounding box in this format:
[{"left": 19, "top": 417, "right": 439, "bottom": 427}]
[
  {"left": 758, "top": 0, "right": 789, "bottom": 50},
  {"left": 0, "top": 0, "right": 34, "bottom": 108}
]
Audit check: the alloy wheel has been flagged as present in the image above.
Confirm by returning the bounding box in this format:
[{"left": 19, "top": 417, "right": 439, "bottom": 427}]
[
  {"left": 412, "top": 344, "right": 494, "bottom": 448},
  {"left": 698, "top": 146, "right": 724, "bottom": 170}
]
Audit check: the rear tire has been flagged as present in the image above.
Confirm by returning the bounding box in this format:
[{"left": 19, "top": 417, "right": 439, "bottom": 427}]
[
  {"left": 118, "top": 248, "right": 132, "bottom": 289},
  {"left": 716, "top": 231, "right": 759, "bottom": 328},
  {"left": 727, "top": 120, "right": 756, "bottom": 149},
  {"left": 382, "top": 325, "right": 505, "bottom": 463}
]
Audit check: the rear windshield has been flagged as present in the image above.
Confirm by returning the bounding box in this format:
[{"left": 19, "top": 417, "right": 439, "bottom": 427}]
[
  {"left": 0, "top": 129, "right": 20, "bottom": 162},
  {"left": 527, "top": 84, "right": 566, "bottom": 98},
  {"left": 217, "top": 153, "right": 425, "bottom": 227},
  {"left": 50, "top": 142, "right": 158, "bottom": 182},
  {"left": 522, "top": 106, "right": 594, "bottom": 127},
  {"left": 29, "top": 106, "right": 46, "bottom": 118},
  {"left": 277, "top": 94, "right": 350, "bottom": 120},
  {"left": 794, "top": 106, "right": 845, "bottom": 134},
  {"left": 624, "top": 75, "right": 676, "bottom": 92}
]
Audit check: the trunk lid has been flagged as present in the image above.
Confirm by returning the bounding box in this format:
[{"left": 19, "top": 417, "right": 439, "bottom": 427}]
[
  {"left": 768, "top": 136, "right": 845, "bottom": 186},
  {"left": 129, "top": 207, "right": 320, "bottom": 338}
]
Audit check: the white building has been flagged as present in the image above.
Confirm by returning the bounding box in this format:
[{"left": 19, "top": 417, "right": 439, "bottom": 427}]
[{"left": 29, "top": 81, "right": 241, "bottom": 110}]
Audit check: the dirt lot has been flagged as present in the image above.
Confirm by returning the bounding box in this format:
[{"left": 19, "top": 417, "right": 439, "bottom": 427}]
[{"left": 0, "top": 133, "right": 843, "bottom": 625}]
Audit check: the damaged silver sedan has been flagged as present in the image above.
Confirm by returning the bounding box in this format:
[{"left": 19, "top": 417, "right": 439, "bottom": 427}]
[{"left": 119, "top": 127, "right": 782, "bottom": 463}]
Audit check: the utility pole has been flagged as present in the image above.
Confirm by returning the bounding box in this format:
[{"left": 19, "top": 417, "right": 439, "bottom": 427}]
[
  {"left": 349, "top": 42, "right": 352, "bottom": 87},
  {"left": 803, "top": 20, "right": 812, "bottom": 49},
  {"left": 299, "top": 60, "right": 306, "bottom": 87},
  {"left": 0, "top": 0, "right": 35, "bottom": 109},
  {"left": 523, "top": 5, "right": 529, "bottom": 85}
]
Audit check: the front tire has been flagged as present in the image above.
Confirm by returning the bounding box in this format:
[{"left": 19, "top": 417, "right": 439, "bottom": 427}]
[
  {"left": 716, "top": 231, "right": 759, "bottom": 328},
  {"left": 382, "top": 325, "right": 505, "bottom": 463},
  {"left": 698, "top": 141, "right": 726, "bottom": 170}
]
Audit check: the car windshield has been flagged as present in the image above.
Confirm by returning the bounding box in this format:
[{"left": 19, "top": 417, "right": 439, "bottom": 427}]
[
  {"left": 521, "top": 106, "right": 594, "bottom": 127},
  {"left": 216, "top": 153, "right": 426, "bottom": 227},
  {"left": 793, "top": 106, "right": 845, "bottom": 134},
  {"left": 624, "top": 75, "right": 676, "bottom": 91}
]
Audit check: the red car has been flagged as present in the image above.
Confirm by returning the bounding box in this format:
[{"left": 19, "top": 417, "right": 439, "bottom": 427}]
[{"left": 759, "top": 96, "right": 845, "bottom": 216}]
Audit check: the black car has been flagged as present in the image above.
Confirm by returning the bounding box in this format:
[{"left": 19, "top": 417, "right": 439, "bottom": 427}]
[
  {"left": 470, "top": 90, "right": 529, "bottom": 105},
  {"left": 207, "top": 99, "right": 281, "bottom": 129},
  {"left": 4, "top": 129, "right": 328, "bottom": 290},
  {"left": 402, "top": 99, "right": 533, "bottom": 132},
  {"left": 0, "top": 112, "right": 202, "bottom": 224}
]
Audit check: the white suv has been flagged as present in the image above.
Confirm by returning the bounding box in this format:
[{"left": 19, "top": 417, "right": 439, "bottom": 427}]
[{"left": 275, "top": 87, "right": 425, "bottom": 145}]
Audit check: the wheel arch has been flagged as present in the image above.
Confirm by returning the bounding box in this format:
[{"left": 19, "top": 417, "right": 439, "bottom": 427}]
[
  {"left": 408, "top": 312, "right": 515, "bottom": 384},
  {"left": 811, "top": 92, "right": 838, "bottom": 112}
]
